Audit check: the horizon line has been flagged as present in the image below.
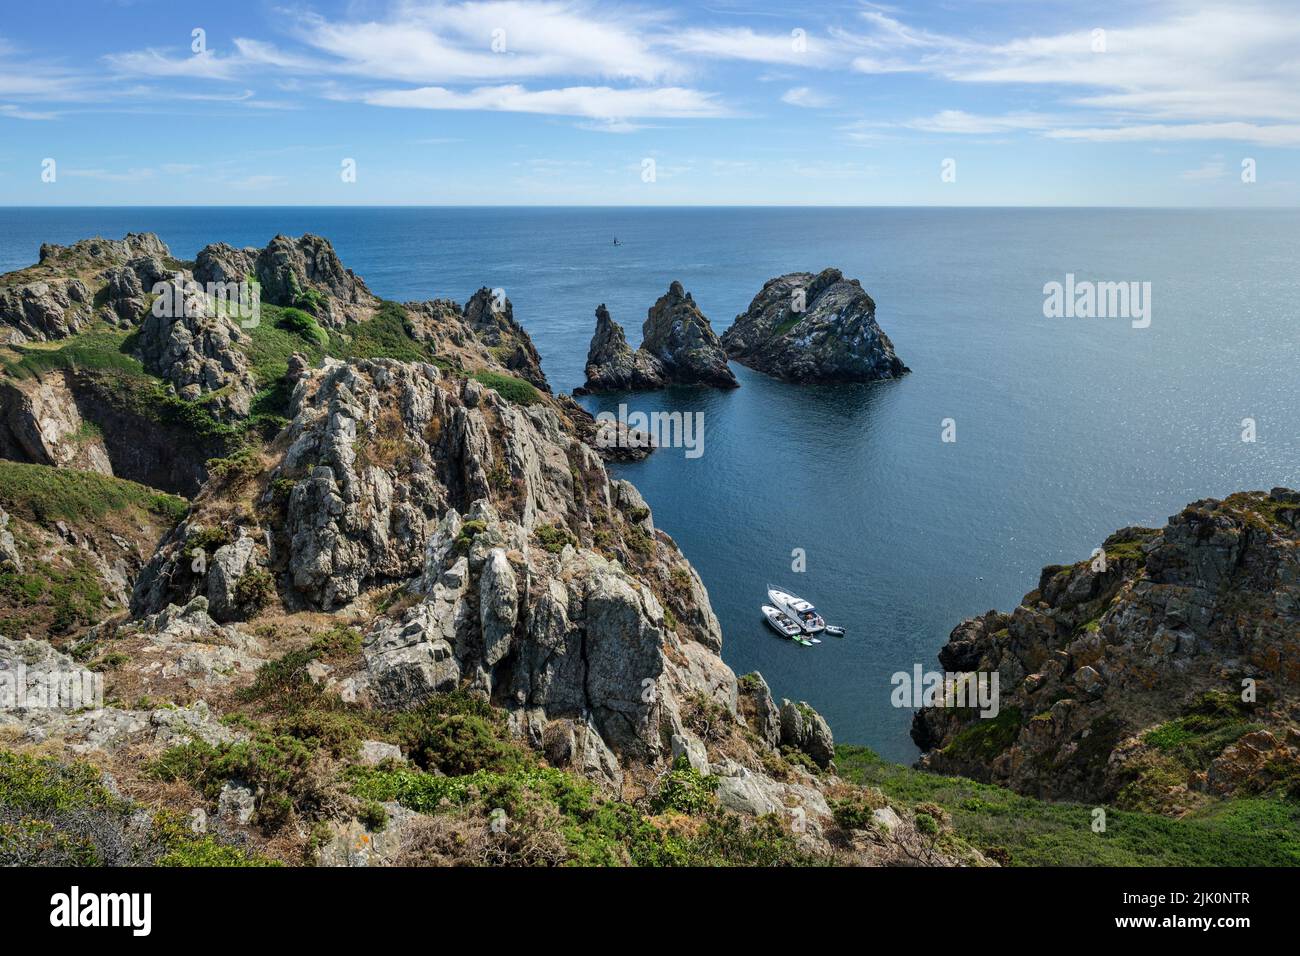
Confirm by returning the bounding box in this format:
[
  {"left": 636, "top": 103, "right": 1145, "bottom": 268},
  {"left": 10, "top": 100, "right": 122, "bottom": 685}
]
[{"left": 0, "top": 203, "right": 1296, "bottom": 211}]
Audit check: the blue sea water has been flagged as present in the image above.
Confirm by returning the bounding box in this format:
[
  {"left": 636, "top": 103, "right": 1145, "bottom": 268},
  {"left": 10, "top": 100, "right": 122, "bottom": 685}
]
[{"left": 2, "top": 206, "right": 1297, "bottom": 762}]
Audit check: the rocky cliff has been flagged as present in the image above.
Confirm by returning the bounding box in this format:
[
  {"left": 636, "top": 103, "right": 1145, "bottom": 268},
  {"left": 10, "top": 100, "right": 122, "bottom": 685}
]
[
  {"left": 912, "top": 489, "right": 1300, "bottom": 814},
  {"left": 0, "top": 232, "right": 974, "bottom": 868},
  {"left": 0, "top": 233, "right": 173, "bottom": 344},
  {"left": 721, "top": 268, "right": 907, "bottom": 383}
]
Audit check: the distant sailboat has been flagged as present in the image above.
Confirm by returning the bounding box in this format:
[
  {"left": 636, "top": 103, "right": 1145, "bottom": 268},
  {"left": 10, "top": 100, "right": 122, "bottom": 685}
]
[{"left": 612, "top": 236, "right": 622, "bottom": 246}]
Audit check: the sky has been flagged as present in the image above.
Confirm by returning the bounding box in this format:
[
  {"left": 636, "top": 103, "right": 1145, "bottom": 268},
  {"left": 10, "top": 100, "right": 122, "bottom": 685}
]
[{"left": 0, "top": 0, "right": 1297, "bottom": 205}]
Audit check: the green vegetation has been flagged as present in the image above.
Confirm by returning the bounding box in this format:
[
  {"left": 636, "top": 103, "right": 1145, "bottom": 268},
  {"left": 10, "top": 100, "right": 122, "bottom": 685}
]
[
  {"left": 392, "top": 692, "right": 526, "bottom": 776},
  {"left": 347, "top": 757, "right": 817, "bottom": 867},
  {"left": 649, "top": 757, "right": 718, "bottom": 815},
  {"left": 940, "top": 706, "right": 1023, "bottom": 762},
  {"left": 0, "top": 460, "right": 186, "bottom": 524},
  {"left": 335, "top": 301, "right": 434, "bottom": 363},
  {"left": 453, "top": 519, "right": 487, "bottom": 555},
  {"left": 771, "top": 313, "right": 804, "bottom": 338},
  {"left": 837, "top": 744, "right": 1300, "bottom": 866},
  {"left": 1, "top": 330, "right": 145, "bottom": 381},
  {"left": 0, "top": 749, "right": 271, "bottom": 866},
  {"left": 534, "top": 523, "right": 575, "bottom": 554},
  {"left": 471, "top": 370, "right": 541, "bottom": 405},
  {"left": 1118, "top": 692, "right": 1265, "bottom": 811},
  {"left": 233, "top": 567, "right": 276, "bottom": 613},
  {"left": 151, "top": 631, "right": 817, "bottom": 865},
  {"left": 0, "top": 558, "right": 105, "bottom": 636},
  {"left": 0, "top": 462, "right": 185, "bottom": 635}
]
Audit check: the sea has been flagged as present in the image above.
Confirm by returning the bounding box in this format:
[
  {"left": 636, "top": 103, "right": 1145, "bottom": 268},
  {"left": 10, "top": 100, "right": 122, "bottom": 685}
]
[{"left": 2, "top": 206, "right": 1297, "bottom": 762}]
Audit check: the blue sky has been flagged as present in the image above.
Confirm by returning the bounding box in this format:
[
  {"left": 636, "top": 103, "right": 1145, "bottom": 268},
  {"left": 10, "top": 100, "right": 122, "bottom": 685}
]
[{"left": 1, "top": 0, "right": 1297, "bottom": 205}]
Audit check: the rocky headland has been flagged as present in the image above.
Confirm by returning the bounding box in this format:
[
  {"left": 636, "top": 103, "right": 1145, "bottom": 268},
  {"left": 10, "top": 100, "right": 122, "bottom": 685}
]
[
  {"left": 912, "top": 489, "right": 1300, "bottom": 816},
  {"left": 721, "top": 268, "right": 907, "bottom": 383},
  {"left": 0, "top": 232, "right": 974, "bottom": 868},
  {"left": 4, "top": 231, "right": 1292, "bottom": 869}
]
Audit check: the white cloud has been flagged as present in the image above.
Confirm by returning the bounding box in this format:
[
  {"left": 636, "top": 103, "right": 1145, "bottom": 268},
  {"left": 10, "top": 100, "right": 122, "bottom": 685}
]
[
  {"left": 1046, "top": 122, "right": 1300, "bottom": 146},
  {"left": 105, "top": 49, "right": 241, "bottom": 81},
  {"left": 361, "top": 84, "right": 728, "bottom": 120},
  {"left": 296, "top": 2, "right": 675, "bottom": 84},
  {"left": 665, "top": 27, "right": 831, "bottom": 66},
  {"left": 781, "top": 87, "right": 832, "bottom": 108},
  {"left": 846, "top": 2, "right": 1300, "bottom": 141},
  {"left": 0, "top": 103, "right": 57, "bottom": 120},
  {"left": 900, "top": 110, "right": 1059, "bottom": 134}
]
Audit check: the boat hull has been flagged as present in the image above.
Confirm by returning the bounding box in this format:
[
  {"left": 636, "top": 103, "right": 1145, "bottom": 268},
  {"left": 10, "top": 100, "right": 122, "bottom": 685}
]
[{"left": 767, "top": 587, "right": 826, "bottom": 634}]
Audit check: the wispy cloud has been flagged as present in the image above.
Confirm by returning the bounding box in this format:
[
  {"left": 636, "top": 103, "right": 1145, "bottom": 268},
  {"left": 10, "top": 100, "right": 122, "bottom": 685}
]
[
  {"left": 781, "top": 86, "right": 831, "bottom": 108},
  {"left": 900, "top": 110, "right": 1061, "bottom": 135},
  {"left": 360, "top": 83, "right": 729, "bottom": 121},
  {"left": 847, "top": 2, "right": 1300, "bottom": 142},
  {"left": 0, "top": 103, "right": 58, "bottom": 120},
  {"left": 1046, "top": 122, "right": 1300, "bottom": 146},
  {"left": 664, "top": 26, "right": 831, "bottom": 66}
]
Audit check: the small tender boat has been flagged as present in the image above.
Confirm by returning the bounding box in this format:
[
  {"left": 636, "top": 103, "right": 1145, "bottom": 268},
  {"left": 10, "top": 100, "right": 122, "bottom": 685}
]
[
  {"left": 824, "top": 624, "right": 845, "bottom": 637},
  {"left": 762, "top": 604, "right": 814, "bottom": 646},
  {"left": 767, "top": 586, "right": 826, "bottom": 634}
]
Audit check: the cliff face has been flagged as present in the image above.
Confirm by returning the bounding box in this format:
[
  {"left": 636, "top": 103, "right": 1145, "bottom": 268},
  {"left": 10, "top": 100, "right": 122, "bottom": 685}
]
[
  {"left": 913, "top": 489, "right": 1300, "bottom": 813},
  {"left": 721, "top": 268, "right": 907, "bottom": 383}
]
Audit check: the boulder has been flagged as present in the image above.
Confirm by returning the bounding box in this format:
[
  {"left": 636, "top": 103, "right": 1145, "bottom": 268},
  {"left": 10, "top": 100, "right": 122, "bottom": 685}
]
[{"left": 779, "top": 698, "right": 836, "bottom": 769}]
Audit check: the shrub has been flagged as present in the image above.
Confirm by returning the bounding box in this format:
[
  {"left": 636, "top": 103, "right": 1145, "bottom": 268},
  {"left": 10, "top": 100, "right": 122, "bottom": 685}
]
[
  {"left": 205, "top": 448, "right": 261, "bottom": 488},
  {"left": 649, "top": 757, "right": 719, "bottom": 815},
  {"left": 471, "top": 370, "right": 541, "bottom": 405},
  {"left": 149, "top": 731, "right": 324, "bottom": 833},
  {"left": 233, "top": 567, "right": 276, "bottom": 613},
  {"left": 453, "top": 519, "right": 487, "bottom": 555},
  {"left": 534, "top": 523, "right": 574, "bottom": 554},
  {"left": 393, "top": 693, "right": 525, "bottom": 776},
  {"left": 1, "top": 750, "right": 269, "bottom": 866}
]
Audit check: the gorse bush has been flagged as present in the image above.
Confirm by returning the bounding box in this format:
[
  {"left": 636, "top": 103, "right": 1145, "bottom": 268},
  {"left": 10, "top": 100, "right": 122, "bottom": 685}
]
[
  {"left": 0, "top": 749, "right": 269, "bottom": 866},
  {"left": 649, "top": 757, "right": 719, "bottom": 815}
]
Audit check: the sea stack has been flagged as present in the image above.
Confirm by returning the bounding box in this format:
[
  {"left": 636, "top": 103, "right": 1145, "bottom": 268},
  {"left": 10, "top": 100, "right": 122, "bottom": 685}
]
[
  {"left": 721, "top": 268, "right": 907, "bottom": 383},
  {"left": 639, "top": 281, "right": 737, "bottom": 389},
  {"left": 577, "top": 285, "right": 738, "bottom": 393},
  {"left": 579, "top": 304, "right": 667, "bottom": 393}
]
